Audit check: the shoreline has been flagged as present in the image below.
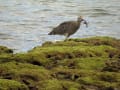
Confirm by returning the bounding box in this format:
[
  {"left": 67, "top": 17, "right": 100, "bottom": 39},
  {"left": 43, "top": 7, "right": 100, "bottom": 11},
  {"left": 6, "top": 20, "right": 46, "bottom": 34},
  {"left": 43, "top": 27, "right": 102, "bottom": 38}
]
[{"left": 2, "top": 35, "right": 120, "bottom": 54}]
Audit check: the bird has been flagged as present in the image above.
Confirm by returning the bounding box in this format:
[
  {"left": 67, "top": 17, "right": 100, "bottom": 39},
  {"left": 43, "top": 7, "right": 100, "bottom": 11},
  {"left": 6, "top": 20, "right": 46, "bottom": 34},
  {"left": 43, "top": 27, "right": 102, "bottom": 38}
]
[{"left": 48, "top": 16, "right": 88, "bottom": 40}]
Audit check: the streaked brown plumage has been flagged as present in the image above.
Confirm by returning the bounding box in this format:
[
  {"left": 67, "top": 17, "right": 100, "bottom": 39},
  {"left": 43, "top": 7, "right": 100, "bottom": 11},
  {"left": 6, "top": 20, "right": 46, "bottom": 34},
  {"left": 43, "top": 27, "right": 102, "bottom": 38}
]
[{"left": 48, "top": 16, "right": 88, "bottom": 39}]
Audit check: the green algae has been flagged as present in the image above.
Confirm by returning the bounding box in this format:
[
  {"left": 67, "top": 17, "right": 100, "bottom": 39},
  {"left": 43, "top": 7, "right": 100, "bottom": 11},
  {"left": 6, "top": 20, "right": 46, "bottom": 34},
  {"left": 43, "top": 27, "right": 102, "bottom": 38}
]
[
  {"left": 38, "top": 79, "right": 82, "bottom": 90},
  {"left": 0, "top": 36, "right": 120, "bottom": 90},
  {"left": 0, "top": 79, "right": 28, "bottom": 90},
  {"left": 102, "top": 59, "right": 120, "bottom": 72},
  {"left": 0, "top": 46, "right": 13, "bottom": 54}
]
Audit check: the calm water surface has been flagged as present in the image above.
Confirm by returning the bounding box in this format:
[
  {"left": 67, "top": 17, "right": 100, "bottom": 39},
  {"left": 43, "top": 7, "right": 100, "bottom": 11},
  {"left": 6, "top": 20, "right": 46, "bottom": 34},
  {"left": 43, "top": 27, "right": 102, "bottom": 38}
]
[{"left": 0, "top": 0, "right": 120, "bottom": 52}]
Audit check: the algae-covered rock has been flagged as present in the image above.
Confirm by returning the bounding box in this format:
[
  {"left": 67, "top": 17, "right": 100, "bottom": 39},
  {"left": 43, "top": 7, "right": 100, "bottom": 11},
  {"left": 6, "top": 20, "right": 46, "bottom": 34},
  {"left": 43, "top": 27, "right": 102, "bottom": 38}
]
[
  {"left": 0, "top": 36, "right": 120, "bottom": 90},
  {"left": 67, "top": 36, "right": 120, "bottom": 49},
  {"left": 38, "top": 79, "right": 82, "bottom": 90},
  {"left": 0, "top": 46, "right": 13, "bottom": 54},
  {"left": 0, "top": 62, "right": 52, "bottom": 89},
  {"left": 102, "top": 59, "right": 120, "bottom": 72},
  {"left": 0, "top": 79, "right": 28, "bottom": 90}
]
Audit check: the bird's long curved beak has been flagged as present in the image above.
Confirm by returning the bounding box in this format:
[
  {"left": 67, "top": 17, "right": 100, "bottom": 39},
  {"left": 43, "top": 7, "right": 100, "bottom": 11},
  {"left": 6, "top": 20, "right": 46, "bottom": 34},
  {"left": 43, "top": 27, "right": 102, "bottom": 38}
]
[{"left": 83, "top": 19, "right": 88, "bottom": 27}]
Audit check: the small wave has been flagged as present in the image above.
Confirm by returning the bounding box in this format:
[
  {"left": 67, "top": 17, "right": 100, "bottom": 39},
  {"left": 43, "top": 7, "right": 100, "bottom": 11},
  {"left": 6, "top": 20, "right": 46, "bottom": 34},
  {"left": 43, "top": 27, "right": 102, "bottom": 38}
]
[
  {"left": 90, "top": 12, "right": 115, "bottom": 17},
  {"left": 89, "top": 8, "right": 116, "bottom": 17},
  {"left": 93, "top": 9, "right": 107, "bottom": 12}
]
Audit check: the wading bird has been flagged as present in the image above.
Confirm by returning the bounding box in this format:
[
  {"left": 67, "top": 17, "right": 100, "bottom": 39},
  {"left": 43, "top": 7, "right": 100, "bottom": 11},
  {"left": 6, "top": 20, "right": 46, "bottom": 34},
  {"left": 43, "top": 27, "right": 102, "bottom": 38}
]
[{"left": 48, "top": 16, "right": 88, "bottom": 40}]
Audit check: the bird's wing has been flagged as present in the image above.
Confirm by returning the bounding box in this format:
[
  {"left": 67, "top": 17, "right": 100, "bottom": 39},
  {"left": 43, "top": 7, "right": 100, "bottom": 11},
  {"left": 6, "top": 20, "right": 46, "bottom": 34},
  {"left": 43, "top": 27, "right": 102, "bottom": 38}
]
[
  {"left": 59, "top": 21, "right": 71, "bottom": 27},
  {"left": 59, "top": 21, "right": 69, "bottom": 26},
  {"left": 57, "top": 21, "right": 74, "bottom": 31},
  {"left": 54, "top": 22, "right": 71, "bottom": 34},
  {"left": 49, "top": 21, "right": 76, "bottom": 35}
]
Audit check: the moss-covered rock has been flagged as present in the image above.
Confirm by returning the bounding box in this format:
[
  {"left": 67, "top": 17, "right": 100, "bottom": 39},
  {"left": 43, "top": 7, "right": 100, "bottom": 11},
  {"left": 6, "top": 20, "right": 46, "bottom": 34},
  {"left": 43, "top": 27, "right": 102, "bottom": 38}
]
[{"left": 0, "top": 36, "right": 120, "bottom": 90}]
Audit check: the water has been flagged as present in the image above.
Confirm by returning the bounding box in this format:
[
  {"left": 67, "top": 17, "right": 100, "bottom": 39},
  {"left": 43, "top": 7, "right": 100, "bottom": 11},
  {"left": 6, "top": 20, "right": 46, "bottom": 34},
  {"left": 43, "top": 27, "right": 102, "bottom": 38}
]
[{"left": 0, "top": 0, "right": 120, "bottom": 52}]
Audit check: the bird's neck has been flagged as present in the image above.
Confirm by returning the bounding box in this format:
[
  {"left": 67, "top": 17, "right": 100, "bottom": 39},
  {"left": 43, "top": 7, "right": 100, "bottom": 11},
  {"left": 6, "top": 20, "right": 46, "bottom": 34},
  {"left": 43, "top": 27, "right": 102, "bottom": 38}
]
[
  {"left": 77, "top": 19, "right": 83, "bottom": 23},
  {"left": 77, "top": 20, "right": 82, "bottom": 27}
]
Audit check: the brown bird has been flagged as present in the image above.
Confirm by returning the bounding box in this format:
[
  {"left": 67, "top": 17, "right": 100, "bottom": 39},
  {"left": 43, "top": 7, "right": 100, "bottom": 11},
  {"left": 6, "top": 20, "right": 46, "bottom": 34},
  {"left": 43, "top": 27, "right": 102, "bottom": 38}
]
[{"left": 48, "top": 16, "right": 88, "bottom": 40}]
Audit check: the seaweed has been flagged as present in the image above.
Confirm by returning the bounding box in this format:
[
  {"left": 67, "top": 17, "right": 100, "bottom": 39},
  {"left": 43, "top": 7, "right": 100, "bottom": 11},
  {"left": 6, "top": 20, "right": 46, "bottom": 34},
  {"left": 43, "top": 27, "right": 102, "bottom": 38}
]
[{"left": 0, "top": 37, "right": 120, "bottom": 90}]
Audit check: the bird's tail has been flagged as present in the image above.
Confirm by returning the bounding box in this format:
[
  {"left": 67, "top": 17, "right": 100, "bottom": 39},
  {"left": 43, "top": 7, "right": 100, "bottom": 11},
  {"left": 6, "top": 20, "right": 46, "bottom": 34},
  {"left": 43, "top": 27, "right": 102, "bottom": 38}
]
[
  {"left": 48, "top": 28, "right": 56, "bottom": 35},
  {"left": 48, "top": 31, "right": 52, "bottom": 35}
]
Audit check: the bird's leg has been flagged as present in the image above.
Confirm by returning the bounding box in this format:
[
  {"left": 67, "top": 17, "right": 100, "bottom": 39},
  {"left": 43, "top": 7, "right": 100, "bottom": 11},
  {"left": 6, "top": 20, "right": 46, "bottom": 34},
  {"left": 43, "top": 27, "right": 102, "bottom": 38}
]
[{"left": 64, "top": 33, "right": 69, "bottom": 41}]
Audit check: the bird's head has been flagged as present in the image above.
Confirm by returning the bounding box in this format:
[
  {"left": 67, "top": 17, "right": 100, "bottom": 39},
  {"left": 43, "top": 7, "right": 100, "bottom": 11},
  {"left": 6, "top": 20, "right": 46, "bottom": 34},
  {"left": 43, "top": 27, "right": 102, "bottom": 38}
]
[{"left": 77, "top": 16, "right": 88, "bottom": 27}]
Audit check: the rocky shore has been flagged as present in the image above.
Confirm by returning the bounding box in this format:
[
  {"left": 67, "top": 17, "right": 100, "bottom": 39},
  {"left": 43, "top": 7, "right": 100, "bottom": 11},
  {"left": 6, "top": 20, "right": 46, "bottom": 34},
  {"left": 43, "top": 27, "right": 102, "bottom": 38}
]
[{"left": 0, "top": 36, "right": 120, "bottom": 90}]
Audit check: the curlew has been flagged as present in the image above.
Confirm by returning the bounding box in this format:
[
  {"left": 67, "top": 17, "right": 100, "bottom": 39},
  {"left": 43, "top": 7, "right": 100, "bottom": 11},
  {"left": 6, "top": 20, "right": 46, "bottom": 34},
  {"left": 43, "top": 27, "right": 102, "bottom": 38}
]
[{"left": 48, "top": 16, "right": 88, "bottom": 40}]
